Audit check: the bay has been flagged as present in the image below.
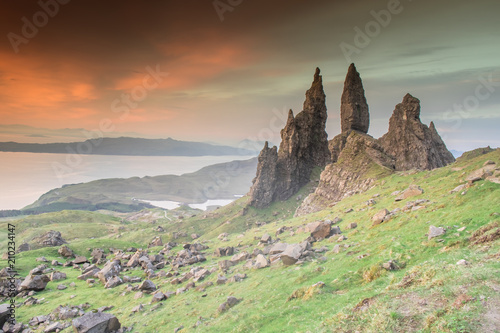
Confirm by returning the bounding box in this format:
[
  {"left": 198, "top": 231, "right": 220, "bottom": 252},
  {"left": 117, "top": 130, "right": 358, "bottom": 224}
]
[{"left": 0, "top": 152, "right": 254, "bottom": 210}]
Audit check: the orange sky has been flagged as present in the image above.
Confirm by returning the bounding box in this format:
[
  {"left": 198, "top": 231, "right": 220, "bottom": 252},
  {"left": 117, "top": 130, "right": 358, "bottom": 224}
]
[{"left": 0, "top": 0, "right": 499, "bottom": 150}]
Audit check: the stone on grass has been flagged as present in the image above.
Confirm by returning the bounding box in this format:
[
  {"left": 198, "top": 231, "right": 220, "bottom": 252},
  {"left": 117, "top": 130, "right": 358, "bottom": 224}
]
[
  {"left": 428, "top": 225, "right": 445, "bottom": 240},
  {"left": 72, "top": 312, "right": 120, "bottom": 333}
]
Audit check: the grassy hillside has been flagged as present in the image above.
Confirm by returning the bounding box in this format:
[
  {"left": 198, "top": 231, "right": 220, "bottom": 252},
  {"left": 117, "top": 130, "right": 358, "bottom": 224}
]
[{"left": 0, "top": 149, "right": 499, "bottom": 332}]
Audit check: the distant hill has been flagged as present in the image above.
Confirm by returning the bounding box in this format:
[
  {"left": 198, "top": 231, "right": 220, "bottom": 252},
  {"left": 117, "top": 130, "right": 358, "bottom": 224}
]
[
  {"left": 450, "top": 149, "right": 465, "bottom": 158},
  {"left": 22, "top": 157, "right": 258, "bottom": 214},
  {"left": 0, "top": 137, "right": 258, "bottom": 156}
]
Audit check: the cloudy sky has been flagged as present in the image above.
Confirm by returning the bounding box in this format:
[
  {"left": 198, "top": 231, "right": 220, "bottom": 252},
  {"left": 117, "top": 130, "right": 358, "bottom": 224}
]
[{"left": 0, "top": 0, "right": 499, "bottom": 151}]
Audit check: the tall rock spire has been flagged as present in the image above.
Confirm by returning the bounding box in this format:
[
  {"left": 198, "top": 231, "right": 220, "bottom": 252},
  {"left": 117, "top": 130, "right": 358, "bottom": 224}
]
[
  {"left": 248, "top": 68, "right": 331, "bottom": 208},
  {"left": 340, "top": 63, "right": 369, "bottom": 133},
  {"left": 379, "top": 93, "right": 455, "bottom": 170}
]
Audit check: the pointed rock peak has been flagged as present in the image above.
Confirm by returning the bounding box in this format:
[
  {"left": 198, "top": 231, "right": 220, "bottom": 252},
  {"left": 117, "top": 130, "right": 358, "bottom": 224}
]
[
  {"left": 303, "top": 67, "right": 326, "bottom": 114},
  {"left": 430, "top": 121, "right": 436, "bottom": 130},
  {"left": 264, "top": 141, "right": 269, "bottom": 149},
  {"left": 341, "top": 63, "right": 369, "bottom": 133},
  {"left": 314, "top": 67, "right": 321, "bottom": 82},
  {"left": 403, "top": 93, "right": 418, "bottom": 103},
  {"left": 286, "top": 109, "right": 295, "bottom": 124},
  {"left": 400, "top": 93, "right": 421, "bottom": 120},
  {"left": 346, "top": 63, "right": 358, "bottom": 77}
]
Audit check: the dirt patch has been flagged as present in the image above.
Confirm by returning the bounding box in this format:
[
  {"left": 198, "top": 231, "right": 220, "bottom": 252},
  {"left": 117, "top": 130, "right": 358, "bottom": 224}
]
[
  {"left": 353, "top": 296, "right": 376, "bottom": 312},
  {"left": 287, "top": 282, "right": 325, "bottom": 301},
  {"left": 452, "top": 294, "right": 474, "bottom": 309},
  {"left": 469, "top": 221, "right": 500, "bottom": 245},
  {"left": 394, "top": 291, "right": 448, "bottom": 317},
  {"left": 481, "top": 283, "right": 500, "bottom": 332}
]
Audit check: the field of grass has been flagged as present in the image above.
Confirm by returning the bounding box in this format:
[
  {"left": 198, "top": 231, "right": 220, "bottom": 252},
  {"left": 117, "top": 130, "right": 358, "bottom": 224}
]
[{"left": 0, "top": 149, "right": 498, "bottom": 332}]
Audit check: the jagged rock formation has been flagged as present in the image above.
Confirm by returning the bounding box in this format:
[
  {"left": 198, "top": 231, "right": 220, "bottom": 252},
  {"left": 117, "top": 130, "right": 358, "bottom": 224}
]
[
  {"left": 379, "top": 94, "right": 455, "bottom": 170},
  {"left": 340, "top": 63, "right": 369, "bottom": 134},
  {"left": 250, "top": 64, "right": 454, "bottom": 213},
  {"left": 248, "top": 68, "right": 330, "bottom": 208},
  {"left": 329, "top": 63, "right": 370, "bottom": 163},
  {"left": 295, "top": 131, "right": 394, "bottom": 216},
  {"left": 247, "top": 143, "right": 278, "bottom": 209}
]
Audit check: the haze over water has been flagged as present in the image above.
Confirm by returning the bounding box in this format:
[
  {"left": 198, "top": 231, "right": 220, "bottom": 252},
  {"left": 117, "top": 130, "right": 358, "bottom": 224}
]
[{"left": 0, "top": 152, "right": 254, "bottom": 210}]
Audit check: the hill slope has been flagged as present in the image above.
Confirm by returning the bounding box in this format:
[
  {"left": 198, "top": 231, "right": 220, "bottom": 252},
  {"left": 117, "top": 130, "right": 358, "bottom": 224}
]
[{"left": 0, "top": 148, "right": 499, "bottom": 332}]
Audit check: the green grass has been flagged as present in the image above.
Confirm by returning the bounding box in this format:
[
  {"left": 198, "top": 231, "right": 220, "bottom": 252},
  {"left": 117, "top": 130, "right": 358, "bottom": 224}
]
[{"left": 1, "top": 149, "right": 499, "bottom": 332}]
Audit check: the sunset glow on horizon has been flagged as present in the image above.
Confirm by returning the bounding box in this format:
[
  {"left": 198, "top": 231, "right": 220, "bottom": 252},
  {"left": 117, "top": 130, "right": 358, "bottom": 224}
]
[{"left": 1, "top": 0, "right": 499, "bottom": 150}]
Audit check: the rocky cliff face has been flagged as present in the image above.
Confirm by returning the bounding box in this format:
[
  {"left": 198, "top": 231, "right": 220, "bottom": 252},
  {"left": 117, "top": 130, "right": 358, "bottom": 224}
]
[
  {"left": 340, "top": 63, "right": 369, "bottom": 134},
  {"left": 247, "top": 143, "right": 278, "bottom": 209},
  {"left": 248, "top": 68, "right": 330, "bottom": 208},
  {"left": 379, "top": 94, "right": 455, "bottom": 171},
  {"left": 296, "top": 70, "right": 454, "bottom": 216},
  {"left": 251, "top": 64, "right": 454, "bottom": 213},
  {"left": 295, "top": 131, "right": 394, "bottom": 216}
]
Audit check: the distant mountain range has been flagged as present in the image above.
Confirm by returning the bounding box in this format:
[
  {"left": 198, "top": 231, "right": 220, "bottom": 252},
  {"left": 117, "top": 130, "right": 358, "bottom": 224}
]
[{"left": 0, "top": 137, "right": 258, "bottom": 156}]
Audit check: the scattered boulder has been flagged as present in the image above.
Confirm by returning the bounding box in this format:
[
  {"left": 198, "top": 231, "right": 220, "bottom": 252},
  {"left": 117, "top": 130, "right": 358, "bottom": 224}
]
[
  {"left": 382, "top": 260, "right": 399, "bottom": 271},
  {"left": 90, "top": 249, "right": 107, "bottom": 263},
  {"left": 139, "top": 279, "right": 156, "bottom": 293},
  {"left": 193, "top": 268, "right": 210, "bottom": 282},
  {"left": 58, "top": 245, "right": 74, "bottom": 258},
  {"left": 450, "top": 184, "right": 467, "bottom": 194},
  {"left": 466, "top": 163, "right": 497, "bottom": 183},
  {"left": 74, "top": 256, "right": 89, "bottom": 265},
  {"left": 346, "top": 222, "right": 357, "bottom": 229},
  {"left": 218, "top": 233, "right": 228, "bottom": 241},
  {"left": 269, "top": 243, "right": 288, "bottom": 255},
  {"left": 254, "top": 254, "right": 269, "bottom": 269},
  {"left": 395, "top": 185, "right": 424, "bottom": 201},
  {"left": 306, "top": 221, "right": 331, "bottom": 240},
  {"left": 151, "top": 291, "right": 166, "bottom": 303},
  {"left": 20, "top": 274, "right": 50, "bottom": 291},
  {"left": 97, "top": 260, "right": 122, "bottom": 285},
  {"left": 428, "top": 225, "right": 446, "bottom": 240},
  {"left": 218, "top": 296, "right": 242, "bottom": 313},
  {"left": 216, "top": 275, "right": 228, "bottom": 285},
  {"left": 148, "top": 236, "right": 163, "bottom": 248},
  {"left": 104, "top": 276, "right": 123, "bottom": 289},
  {"left": 230, "top": 252, "right": 249, "bottom": 264},
  {"left": 372, "top": 209, "right": 390, "bottom": 225},
  {"left": 35, "top": 230, "right": 67, "bottom": 247},
  {"left": 72, "top": 311, "right": 121, "bottom": 333},
  {"left": 44, "top": 321, "right": 66, "bottom": 332},
  {"left": 214, "top": 247, "right": 234, "bottom": 257},
  {"left": 17, "top": 243, "right": 31, "bottom": 253},
  {"left": 260, "top": 233, "right": 272, "bottom": 244},
  {"left": 281, "top": 244, "right": 303, "bottom": 265},
  {"left": 218, "top": 260, "right": 233, "bottom": 271},
  {"left": 50, "top": 271, "right": 67, "bottom": 281},
  {"left": 0, "top": 304, "right": 11, "bottom": 327}
]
